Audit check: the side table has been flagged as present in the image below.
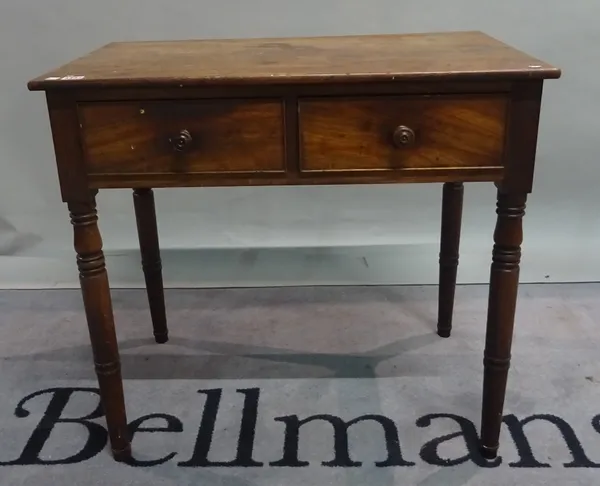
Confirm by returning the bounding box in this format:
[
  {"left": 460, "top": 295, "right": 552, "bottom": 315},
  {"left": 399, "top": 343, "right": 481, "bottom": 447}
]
[{"left": 28, "top": 31, "right": 561, "bottom": 461}]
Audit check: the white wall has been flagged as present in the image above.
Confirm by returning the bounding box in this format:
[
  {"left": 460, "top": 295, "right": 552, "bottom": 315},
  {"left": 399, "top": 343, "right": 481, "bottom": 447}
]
[{"left": 0, "top": 1, "right": 597, "bottom": 288}]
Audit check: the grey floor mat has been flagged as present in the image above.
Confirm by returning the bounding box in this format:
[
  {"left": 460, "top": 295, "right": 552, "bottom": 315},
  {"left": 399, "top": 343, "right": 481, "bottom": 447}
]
[{"left": 0, "top": 284, "right": 599, "bottom": 485}]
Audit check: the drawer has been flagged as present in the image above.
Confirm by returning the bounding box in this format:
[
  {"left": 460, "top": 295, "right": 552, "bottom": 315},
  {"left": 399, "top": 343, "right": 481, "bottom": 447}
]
[
  {"left": 299, "top": 96, "right": 507, "bottom": 172},
  {"left": 78, "top": 100, "right": 285, "bottom": 175}
]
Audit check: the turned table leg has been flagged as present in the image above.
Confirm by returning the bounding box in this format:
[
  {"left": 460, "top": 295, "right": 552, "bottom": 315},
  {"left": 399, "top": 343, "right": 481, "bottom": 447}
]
[
  {"left": 68, "top": 196, "right": 131, "bottom": 461},
  {"left": 480, "top": 191, "right": 527, "bottom": 459},
  {"left": 133, "top": 188, "right": 168, "bottom": 343},
  {"left": 437, "top": 182, "right": 464, "bottom": 338}
]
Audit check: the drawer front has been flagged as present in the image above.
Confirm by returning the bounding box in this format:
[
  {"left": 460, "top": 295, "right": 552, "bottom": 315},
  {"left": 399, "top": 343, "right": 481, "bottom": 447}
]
[
  {"left": 79, "top": 100, "right": 285, "bottom": 175},
  {"left": 299, "top": 96, "right": 507, "bottom": 172}
]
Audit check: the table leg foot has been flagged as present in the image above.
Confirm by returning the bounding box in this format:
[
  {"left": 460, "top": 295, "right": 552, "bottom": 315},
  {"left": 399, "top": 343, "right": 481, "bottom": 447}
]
[
  {"left": 154, "top": 332, "right": 169, "bottom": 344},
  {"left": 113, "top": 443, "right": 133, "bottom": 462},
  {"left": 437, "top": 328, "right": 451, "bottom": 338},
  {"left": 479, "top": 444, "right": 498, "bottom": 460}
]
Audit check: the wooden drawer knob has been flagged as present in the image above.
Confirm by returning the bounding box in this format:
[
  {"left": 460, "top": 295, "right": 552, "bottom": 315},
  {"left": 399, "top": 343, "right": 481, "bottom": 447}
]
[
  {"left": 172, "top": 129, "right": 193, "bottom": 152},
  {"left": 392, "top": 125, "right": 415, "bottom": 148}
]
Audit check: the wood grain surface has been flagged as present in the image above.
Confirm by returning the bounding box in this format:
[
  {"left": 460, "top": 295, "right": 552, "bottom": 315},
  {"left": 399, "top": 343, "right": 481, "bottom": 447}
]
[
  {"left": 299, "top": 96, "right": 508, "bottom": 171},
  {"left": 28, "top": 31, "right": 560, "bottom": 90},
  {"left": 79, "top": 100, "right": 285, "bottom": 175}
]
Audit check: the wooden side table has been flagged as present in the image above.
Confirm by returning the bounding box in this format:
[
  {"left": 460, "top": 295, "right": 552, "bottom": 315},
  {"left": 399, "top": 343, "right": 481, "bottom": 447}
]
[{"left": 28, "top": 31, "right": 560, "bottom": 462}]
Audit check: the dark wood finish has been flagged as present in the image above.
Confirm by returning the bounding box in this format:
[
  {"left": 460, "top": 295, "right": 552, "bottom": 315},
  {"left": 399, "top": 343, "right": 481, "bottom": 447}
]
[
  {"left": 79, "top": 100, "right": 285, "bottom": 175},
  {"left": 298, "top": 96, "right": 507, "bottom": 172},
  {"left": 437, "top": 182, "right": 464, "bottom": 338},
  {"left": 480, "top": 191, "right": 527, "bottom": 459},
  {"left": 283, "top": 96, "right": 300, "bottom": 176},
  {"left": 67, "top": 80, "right": 516, "bottom": 102},
  {"left": 27, "top": 32, "right": 560, "bottom": 461},
  {"left": 133, "top": 189, "right": 168, "bottom": 343},
  {"left": 88, "top": 167, "right": 504, "bottom": 189},
  {"left": 45, "top": 92, "right": 90, "bottom": 202},
  {"left": 501, "top": 81, "right": 544, "bottom": 193},
  {"left": 28, "top": 31, "right": 559, "bottom": 91},
  {"left": 68, "top": 195, "right": 131, "bottom": 461}
]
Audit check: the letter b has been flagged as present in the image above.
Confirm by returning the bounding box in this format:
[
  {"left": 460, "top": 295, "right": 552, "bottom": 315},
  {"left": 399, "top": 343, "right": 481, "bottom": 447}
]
[{"left": 2, "top": 387, "right": 107, "bottom": 465}]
